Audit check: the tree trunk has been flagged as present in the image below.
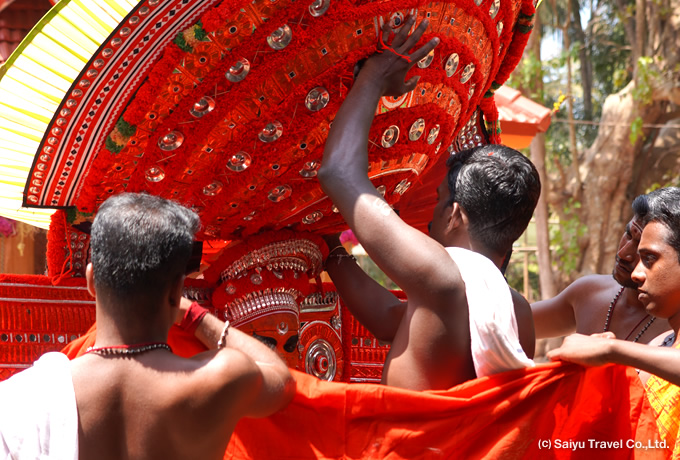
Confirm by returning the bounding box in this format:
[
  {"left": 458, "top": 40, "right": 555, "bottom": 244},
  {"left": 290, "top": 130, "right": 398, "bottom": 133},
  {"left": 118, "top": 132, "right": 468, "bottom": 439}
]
[
  {"left": 549, "top": 84, "right": 665, "bottom": 281},
  {"left": 546, "top": 0, "right": 680, "bottom": 285},
  {"left": 572, "top": 0, "right": 593, "bottom": 120},
  {"left": 531, "top": 133, "right": 557, "bottom": 299}
]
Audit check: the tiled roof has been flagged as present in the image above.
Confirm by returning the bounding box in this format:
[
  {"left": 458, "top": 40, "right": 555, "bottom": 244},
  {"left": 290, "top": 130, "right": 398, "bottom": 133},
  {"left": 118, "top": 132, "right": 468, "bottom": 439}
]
[
  {"left": 495, "top": 85, "right": 552, "bottom": 134},
  {"left": 0, "top": 0, "right": 51, "bottom": 65}
]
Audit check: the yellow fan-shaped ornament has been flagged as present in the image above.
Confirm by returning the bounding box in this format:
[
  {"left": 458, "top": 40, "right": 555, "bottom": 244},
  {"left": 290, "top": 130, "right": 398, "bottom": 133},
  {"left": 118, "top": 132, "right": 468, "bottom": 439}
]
[{"left": 0, "top": 0, "right": 137, "bottom": 228}]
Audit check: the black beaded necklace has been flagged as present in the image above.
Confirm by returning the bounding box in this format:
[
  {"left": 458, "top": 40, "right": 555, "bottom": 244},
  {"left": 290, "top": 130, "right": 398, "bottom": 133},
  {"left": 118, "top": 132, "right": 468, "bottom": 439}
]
[
  {"left": 86, "top": 342, "right": 172, "bottom": 356},
  {"left": 603, "top": 286, "right": 656, "bottom": 343}
]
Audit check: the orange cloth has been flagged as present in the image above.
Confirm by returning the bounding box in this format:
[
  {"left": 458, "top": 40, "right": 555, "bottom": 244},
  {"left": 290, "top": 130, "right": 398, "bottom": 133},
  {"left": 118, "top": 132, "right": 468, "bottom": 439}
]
[
  {"left": 225, "top": 365, "right": 666, "bottom": 459},
  {"left": 646, "top": 343, "right": 680, "bottom": 459},
  {"left": 63, "top": 327, "right": 666, "bottom": 459}
]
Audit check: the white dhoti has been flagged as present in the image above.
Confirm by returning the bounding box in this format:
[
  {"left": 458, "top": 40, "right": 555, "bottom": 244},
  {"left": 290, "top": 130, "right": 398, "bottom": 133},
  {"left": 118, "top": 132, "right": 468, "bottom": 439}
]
[
  {"left": 0, "top": 352, "right": 78, "bottom": 459},
  {"left": 446, "top": 247, "right": 534, "bottom": 377}
]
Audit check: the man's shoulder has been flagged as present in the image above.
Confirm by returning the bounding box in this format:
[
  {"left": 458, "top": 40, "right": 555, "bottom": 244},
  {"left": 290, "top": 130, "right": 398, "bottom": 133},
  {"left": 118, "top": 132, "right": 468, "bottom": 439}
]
[
  {"left": 567, "top": 274, "right": 616, "bottom": 292},
  {"left": 180, "top": 348, "right": 262, "bottom": 390}
]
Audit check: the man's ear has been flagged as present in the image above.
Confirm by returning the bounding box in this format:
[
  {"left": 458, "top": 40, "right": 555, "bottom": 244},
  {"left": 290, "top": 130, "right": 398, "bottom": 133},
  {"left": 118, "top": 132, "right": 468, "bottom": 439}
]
[
  {"left": 446, "top": 203, "right": 468, "bottom": 233},
  {"left": 85, "top": 263, "right": 96, "bottom": 299}
]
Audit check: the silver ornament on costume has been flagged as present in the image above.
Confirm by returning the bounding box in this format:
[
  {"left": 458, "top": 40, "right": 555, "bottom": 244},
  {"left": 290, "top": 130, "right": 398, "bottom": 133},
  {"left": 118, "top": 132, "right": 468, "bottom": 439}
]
[
  {"left": 305, "top": 87, "right": 330, "bottom": 111},
  {"left": 227, "top": 152, "right": 252, "bottom": 172},
  {"left": 417, "top": 50, "right": 435, "bottom": 68},
  {"left": 381, "top": 125, "right": 400, "bottom": 147},
  {"left": 308, "top": 0, "right": 330, "bottom": 16},
  {"left": 445, "top": 53, "right": 459, "bottom": 77},
  {"left": 489, "top": 0, "right": 500, "bottom": 19},
  {"left": 302, "top": 211, "right": 323, "bottom": 224},
  {"left": 190, "top": 96, "right": 216, "bottom": 118},
  {"left": 409, "top": 118, "right": 426, "bottom": 141},
  {"left": 258, "top": 121, "right": 283, "bottom": 142},
  {"left": 460, "top": 64, "right": 475, "bottom": 84},
  {"left": 158, "top": 131, "right": 184, "bottom": 151},
  {"left": 145, "top": 166, "right": 165, "bottom": 182},
  {"left": 267, "top": 25, "right": 292, "bottom": 50},
  {"left": 427, "top": 125, "right": 440, "bottom": 144},
  {"left": 268, "top": 184, "right": 292, "bottom": 202},
  {"left": 299, "top": 161, "right": 320, "bottom": 178},
  {"left": 202, "top": 181, "right": 223, "bottom": 196},
  {"left": 225, "top": 58, "right": 250, "bottom": 82}
]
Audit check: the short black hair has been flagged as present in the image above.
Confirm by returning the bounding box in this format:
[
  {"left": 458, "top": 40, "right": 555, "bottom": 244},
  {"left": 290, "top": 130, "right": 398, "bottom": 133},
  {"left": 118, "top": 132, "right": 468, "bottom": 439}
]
[
  {"left": 90, "top": 193, "right": 200, "bottom": 303},
  {"left": 446, "top": 145, "right": 540, "bottom": 255},
  {"left": 632, "top": 187, "right": 680, "bottom": 262}
]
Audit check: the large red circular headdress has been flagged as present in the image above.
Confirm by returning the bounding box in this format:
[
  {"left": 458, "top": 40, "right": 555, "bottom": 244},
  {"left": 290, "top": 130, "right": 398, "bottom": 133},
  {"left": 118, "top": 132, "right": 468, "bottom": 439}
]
[{"left": 2, "top": 0, "right": 535, "bottom": 241}]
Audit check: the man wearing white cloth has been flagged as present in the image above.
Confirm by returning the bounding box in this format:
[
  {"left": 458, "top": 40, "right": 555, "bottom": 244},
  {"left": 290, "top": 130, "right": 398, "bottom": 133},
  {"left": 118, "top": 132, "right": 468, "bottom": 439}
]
[
  {"left": 0, "top": 193, "right": 295, "bottom": 459},
  {"left": 319, "top": 17, "right": 539, "bottom": 391}
]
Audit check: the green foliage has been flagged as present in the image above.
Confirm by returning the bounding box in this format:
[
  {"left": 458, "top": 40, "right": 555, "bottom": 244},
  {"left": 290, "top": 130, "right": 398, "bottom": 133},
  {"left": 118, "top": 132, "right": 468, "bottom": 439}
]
[
  {"left": 505, "top": 256, "right": 541, "bottom": 303},
  {"left": 629, "top": 116, "right": 644, "bottom": 145},
  {"left": 647, "top": 172, "right": 680, "bottom": 192},
  {"left": 506, "top": 50, "right": 545, "bottom": 102},
  {"left": 550, "top": 199, "right": 587, "bottom": 277},
  {"left": 632, "top": 56, "right": 657, "bottom": 105},
  {"left": 194, "top": 22, "right": 208, "bottom": 41},
  {"left": 173, "top": 32, "right": 192, "bottom": 53},
  {"left": 612, "top": 68, "right": 628, "bottom": 89},
  {"left": 545, "top": 121, "right": 572, "bottom": 165},
  {"left": 105, "top": 136, "right": 124, "bottom": 154},
  {"left": 586, "top": 6, "right": 631, "bottom": 103}
]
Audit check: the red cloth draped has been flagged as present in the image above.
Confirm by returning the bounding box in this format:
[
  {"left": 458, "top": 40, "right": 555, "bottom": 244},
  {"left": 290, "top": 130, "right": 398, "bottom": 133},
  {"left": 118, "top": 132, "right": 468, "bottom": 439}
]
[
  {"left": 63, "top": 328, "right": 667, "bottom": 460},
  {"left": 226, "top": 366, "right": 666, "bottom": 459}
]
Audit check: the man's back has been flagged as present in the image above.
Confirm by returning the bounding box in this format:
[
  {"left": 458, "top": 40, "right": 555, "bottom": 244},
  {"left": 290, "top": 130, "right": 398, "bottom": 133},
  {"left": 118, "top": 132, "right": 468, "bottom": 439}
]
[
  {"left": 382, "top": 249, "right": 534, "bottom": 390},
  {"left": 382, "top": 259, "right": 475, "bottom": 390},
  {"left": 72, "top": 347, "right": 262, "bottom": 460}
]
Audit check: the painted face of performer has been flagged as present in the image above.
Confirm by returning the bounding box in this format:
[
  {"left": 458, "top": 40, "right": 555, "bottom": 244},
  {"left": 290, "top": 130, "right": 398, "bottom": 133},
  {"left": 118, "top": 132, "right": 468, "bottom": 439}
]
[
  {"left": 240, "top": 312, "right": 301, "bottom": 369},
  {"left": 613, "top": 216, "right": 644, "bottom": 289},
  {"left": 631, "top": 221, "right": 680, "bottom": 323}
]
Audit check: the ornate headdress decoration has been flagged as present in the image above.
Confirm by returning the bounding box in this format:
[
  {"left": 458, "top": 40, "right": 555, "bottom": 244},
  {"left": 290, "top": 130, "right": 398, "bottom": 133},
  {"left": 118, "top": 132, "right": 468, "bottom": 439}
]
[{"left": 204, "top": 230, "right": 328, "bottom": 327}]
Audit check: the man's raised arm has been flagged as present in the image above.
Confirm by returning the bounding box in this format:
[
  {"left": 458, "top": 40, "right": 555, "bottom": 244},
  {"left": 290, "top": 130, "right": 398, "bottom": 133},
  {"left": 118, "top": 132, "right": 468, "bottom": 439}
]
[{"left": 317, "top": 18, "right": 454, "bottom": 301}]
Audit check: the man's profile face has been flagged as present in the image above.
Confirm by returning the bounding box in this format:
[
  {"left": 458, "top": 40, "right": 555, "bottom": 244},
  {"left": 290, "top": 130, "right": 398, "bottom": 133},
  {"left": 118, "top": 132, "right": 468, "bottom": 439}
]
[
  {"left": 631, "top": 221, "right": 680, "bottom": 322},
  {"left": 428, "top": 178, "right": 452, "bottom": 245},
  {"left": 613, "top": 216, "right": 643, "bottom": 289}
]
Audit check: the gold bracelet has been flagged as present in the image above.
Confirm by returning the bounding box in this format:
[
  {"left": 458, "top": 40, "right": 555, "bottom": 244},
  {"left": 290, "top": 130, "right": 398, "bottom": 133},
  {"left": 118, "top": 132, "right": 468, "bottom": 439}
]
[{"left": 217, "top": 321, "right": 230, "bottom": 349}]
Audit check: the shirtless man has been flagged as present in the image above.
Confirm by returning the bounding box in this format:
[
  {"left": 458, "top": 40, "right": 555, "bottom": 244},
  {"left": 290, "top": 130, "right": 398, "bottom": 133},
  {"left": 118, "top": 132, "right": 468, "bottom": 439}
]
[
  {"left": 318, "top": 18, "right": 540, "bottom": 391},
  {"left": 531, "top": 188, "right": 673, "bottom": 343},
  {"left": 548, "top": 187, "right": 680, "bottom": 456},
  {"left": 1, "top": 193, "right": 295, "bottom": 459}
]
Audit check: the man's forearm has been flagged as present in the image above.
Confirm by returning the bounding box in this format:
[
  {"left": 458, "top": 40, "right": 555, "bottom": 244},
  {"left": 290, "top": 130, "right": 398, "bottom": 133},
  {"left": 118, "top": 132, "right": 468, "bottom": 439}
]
[
  {"left": 319, "top": 74, "right": 383, "bottom": 190},
  {"left": 325, "top": 249, "right": 405, "bottom": 341},
  {"left": 195, "top": 313, "right": 285, "bottom": 369},
  {"left": 608, "top": 339, "right": 680, "bottom": 386}
]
